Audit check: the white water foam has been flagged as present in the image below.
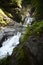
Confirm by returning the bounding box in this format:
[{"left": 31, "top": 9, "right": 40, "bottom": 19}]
[
  {"left": 23, "top": 17, "right": 33, "bottom": 27},
  {"left": 0, "top": 32, "right": 21, "bottom": 59}
]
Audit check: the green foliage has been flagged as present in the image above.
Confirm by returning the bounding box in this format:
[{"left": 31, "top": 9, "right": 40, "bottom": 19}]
[
  {"left": 0, "top": 0, "right": 43, "bottom": 65},
  {"left": 32, "top": 21, "right": 43, "bottom": 34},
  {"left": 22, "top": 26, "right": 32, "bottom": 42},
  {"left": 0, "top": 0, "right": 43, "bottom": 21},
  {"left": 22, "top": 21, "right": 43, "bottom": 43},
  {"left": 0, "top": 0, "right": 23, "bottom": 22},
  {"left": 0, "top": 9, "right": 11, "bottom": 26},
  {"left": 31, "top": 0, "right": 43, "bottom": 20},
  {"left": 22, "top": 0, "right": 43, "bottom": 20},
  {"left": 22, "top": 0, "right": 31, "bottom": 6},
  {"left": 18, "top": 48, "right": 25, "bottom": 61},
  {"left": 0, "top": 56, "right": 11, "bottom": 65},
  {"left": 12, "top": 0, "right": 22, "bottom": 8}
]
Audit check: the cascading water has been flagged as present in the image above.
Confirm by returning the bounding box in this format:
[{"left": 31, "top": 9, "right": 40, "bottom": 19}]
[
  {"left": 0, "top": 16, "right": 33, "bottom": 59},
  {"left": 0, "top": 32, "right": 21, "bottom": 59},
  {"left": 23, "top": 16, "right": 33, "bottom": 27}
]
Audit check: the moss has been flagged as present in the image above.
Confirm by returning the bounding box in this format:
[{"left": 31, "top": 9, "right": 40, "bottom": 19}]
[
  {"left": 18, "top": 48, "right": 24, "bottom": 60},
  {"left": 0, "top": 21, "right": 43, "bottom": 65},
  {"left": 0, "top": 56, "right": 11, "bottom": 65},
  {"left": 22, "top": 21, "right": 43, "bottom": 43},
  {"left": 22, "top": 25, "right": 32, "bottom": 43},
  {"left": 12, "top": 0, "right": 22, "bottom": 8},
  {"left": 0, "top": 8, "right": 11, "bottom": 26},
  {"left": 31, "top": 21, "right": 43, "bottom": 34},
  {"left": 17, "top": 21, "right": 43, "bottom": 65}
]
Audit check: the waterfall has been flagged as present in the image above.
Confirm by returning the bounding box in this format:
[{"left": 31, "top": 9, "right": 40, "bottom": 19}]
[
  {"left": 0, "top": 32, "right": 21, "bottom": 59},
  {"left": 23, "top": 17, "right": 33, "bottom": 27},
  {"left": 0, "top": 16, "right": 33, "bottom": 59}
]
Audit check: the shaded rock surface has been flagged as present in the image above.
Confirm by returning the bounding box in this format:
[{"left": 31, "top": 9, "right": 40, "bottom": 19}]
[
  {"left": 0, "top": 33, "right": 43, "bottom": 65},
  {"left": 24, "top": 33, "right": 43, "bottom": 65},
  {"left": 10, "top": 33, "right": 43, "bottom": 65},
  {"left": 0, "top": 22, "right": 26, "bottom": 47},
  {"left": 0, "top": 16, "right": 43, "bottom": 65}
]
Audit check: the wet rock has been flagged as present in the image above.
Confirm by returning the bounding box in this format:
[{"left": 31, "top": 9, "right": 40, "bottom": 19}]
[
  {"left": 24, "top": 34, "right": 43, "bottom": 65},
  {"left": 0, "top": 30, "right": 4, "bottom": 47},
  {"left": 0, "top": 29, "right": 43, "bottom": 65},
  {"left": 0, "top": 27, "right": 16, "bottom": 47},
  {"left": 3, "top": 27, "right": 16, "bottom": 37},
  {"left": 0, "top": 35, "right": 8, "bottom": 47},
  {"left": 0, "top": 30, "right": 4, "bottom": 40}
]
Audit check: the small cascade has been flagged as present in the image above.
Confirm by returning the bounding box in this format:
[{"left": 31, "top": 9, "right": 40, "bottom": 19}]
[
  {"left": 23, "top": 16, "right": 33, "bottom": 27},
  {"left": 0, "top": 16, "right": 33, "bottom": 59},
  {"left": 0, "top": 32, "right": 21, "bottom": 59}
]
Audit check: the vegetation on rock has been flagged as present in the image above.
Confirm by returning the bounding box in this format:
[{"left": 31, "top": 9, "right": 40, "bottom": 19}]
[
  {"left": 0, "top": 8, "right": 11, "bottom": 26},
  {"left": 0, "top": 0, "right": 43, "bottom": 65}
]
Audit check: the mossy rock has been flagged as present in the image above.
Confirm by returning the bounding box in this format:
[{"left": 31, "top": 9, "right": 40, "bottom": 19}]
[{"left": 0, "top": 9, "right": 12, "bottom": 26}]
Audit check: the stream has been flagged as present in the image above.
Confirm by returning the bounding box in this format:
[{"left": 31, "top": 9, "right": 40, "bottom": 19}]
[{"left": 0, "top": 17, "right": 33, "bottom": 59}]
